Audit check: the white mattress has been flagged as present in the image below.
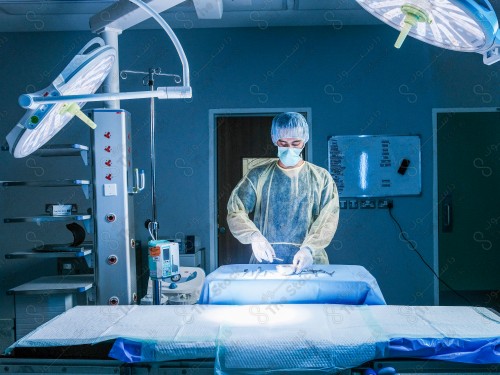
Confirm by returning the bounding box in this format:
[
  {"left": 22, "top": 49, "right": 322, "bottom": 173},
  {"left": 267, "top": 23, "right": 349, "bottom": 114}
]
[{"left": 7, "top": 304, "right": 500, "bottom": 371}]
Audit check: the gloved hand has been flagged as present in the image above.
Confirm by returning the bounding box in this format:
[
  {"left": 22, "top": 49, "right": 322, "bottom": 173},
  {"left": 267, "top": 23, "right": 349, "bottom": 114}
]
[
  {"left": 293, "top": 247, "right": 313, "bottom": 273},
  {"left": 250, "top": 232, "right": 275, "bottom": 263}
]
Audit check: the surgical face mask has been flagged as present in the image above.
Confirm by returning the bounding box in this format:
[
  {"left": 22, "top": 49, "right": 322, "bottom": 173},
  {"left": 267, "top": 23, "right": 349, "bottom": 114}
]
[{"left": 277, "top": 147, "right": 303, "bottom": 167}]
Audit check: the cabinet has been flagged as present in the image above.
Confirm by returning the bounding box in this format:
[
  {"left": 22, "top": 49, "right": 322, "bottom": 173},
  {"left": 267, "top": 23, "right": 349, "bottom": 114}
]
[{"left": 2, "top": 144, "right": 95, "bottom": 340}]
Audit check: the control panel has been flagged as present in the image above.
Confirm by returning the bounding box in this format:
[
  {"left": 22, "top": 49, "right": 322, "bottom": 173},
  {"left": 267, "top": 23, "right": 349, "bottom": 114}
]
[{"left": 90, "top": 109, "right": 137, "bottom": 305}]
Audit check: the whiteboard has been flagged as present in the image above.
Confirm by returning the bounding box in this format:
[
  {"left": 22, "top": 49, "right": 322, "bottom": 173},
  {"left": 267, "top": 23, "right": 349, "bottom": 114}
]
[{"left": 328, "top": 135, "right": 421, "bottom": 197}]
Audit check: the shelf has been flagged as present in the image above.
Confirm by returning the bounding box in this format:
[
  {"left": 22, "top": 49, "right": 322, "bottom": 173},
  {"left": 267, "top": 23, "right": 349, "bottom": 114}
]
[
  {"left": 1, "top": 179, "right": 91, "bottom": 198},
  {"left": 6, "top": 244, "right": 92, "bottom": 259},
  {"left": 4, "top": 214, "right": 92, "bottom": 232},
  {"left": 33, "top": 144, "right": 89, "bottom": 165},
  {"left": 5, "top": 250, "right": 91, "bottom": 259},
  {"left": 7, "top": 275, "right": 94, "bottom": 295},
  {"left": 4, "top": 214, "right": 91, "bottom": 223},
  {"left": 1, "top": 179, "right": 90, "bottom": 187}
]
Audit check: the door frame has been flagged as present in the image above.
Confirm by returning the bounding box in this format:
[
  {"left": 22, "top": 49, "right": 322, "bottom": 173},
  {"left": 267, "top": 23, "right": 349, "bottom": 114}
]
[
  {"left": 208, "top": 107, "right": 313, "bottom": 272},
  {"left": 432, "top": 106, "right": 497, "bottom": 305}
]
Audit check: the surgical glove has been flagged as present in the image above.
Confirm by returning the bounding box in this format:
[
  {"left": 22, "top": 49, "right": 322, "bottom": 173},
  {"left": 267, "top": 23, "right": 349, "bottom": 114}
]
[
  {"left": 251, "top": 232, "right": 276, "bottom": 263},
  {"left": 293, "top": 247, "right": 313, "bottom": 273}
]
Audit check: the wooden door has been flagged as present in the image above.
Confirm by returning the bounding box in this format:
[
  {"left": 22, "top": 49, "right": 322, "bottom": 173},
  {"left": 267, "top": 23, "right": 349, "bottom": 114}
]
[{"left": 217, "top": 116, "right": 276, "bottom": 265}]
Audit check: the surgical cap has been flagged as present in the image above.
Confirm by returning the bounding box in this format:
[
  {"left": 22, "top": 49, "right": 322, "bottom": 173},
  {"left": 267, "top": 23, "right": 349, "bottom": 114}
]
[{"left": 271, "top": 112, "right": 310, "bottom": 145}]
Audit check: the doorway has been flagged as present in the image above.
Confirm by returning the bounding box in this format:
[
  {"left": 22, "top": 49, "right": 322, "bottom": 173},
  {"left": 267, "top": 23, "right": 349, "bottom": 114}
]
[
  {"left": 434, "top": 108, "right": 500, "bottom": 311},
  {"left": 208, "top": 108, "right": 312, "bottom": 271},
  {"left": 217, "top": 115, "right": 275, "bottom": 265}
]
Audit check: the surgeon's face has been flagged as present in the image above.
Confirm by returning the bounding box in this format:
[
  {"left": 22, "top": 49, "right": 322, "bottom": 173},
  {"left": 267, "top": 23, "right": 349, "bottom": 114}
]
[{"left": 276, "top": 138, "right": 304, "bottom": 148}]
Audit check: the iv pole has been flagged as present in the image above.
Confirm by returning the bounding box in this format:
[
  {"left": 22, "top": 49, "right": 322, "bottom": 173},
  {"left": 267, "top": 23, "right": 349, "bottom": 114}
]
[
  {"left": 148, "top": 68, "right": 160, "bottom": 305},
  {"left": 149, "top": 70, "right": 158, "bottom": 242},
  {"left": 121, "top": 68, "right": 181, "bottom": 305}
]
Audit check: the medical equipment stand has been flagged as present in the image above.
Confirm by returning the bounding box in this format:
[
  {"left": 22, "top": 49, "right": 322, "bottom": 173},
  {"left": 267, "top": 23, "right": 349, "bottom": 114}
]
[
  {"left": 121, "top": 68, "right": 181, "bottom": 305},
  {"left": 90, "top": 109, "right": 141, "bottom": 305}
]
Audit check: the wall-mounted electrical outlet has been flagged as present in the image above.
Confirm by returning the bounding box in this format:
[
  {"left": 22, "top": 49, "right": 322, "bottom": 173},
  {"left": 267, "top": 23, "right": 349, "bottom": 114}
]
[
  {"left": 360, "top": 199, "right": 376, "bottom": 209},
  {"left": 349, "top": 200, "right": 359, "bottom": 209},
  {"left": 377, "top": 199, "right": 393, "bottom": 209},
  {"left": 339, "top": 200, "right": 348, "bottom": 209}
]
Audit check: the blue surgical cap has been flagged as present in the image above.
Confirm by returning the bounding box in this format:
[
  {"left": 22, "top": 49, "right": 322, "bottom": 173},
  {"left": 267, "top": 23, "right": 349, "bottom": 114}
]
[{"left": 271, "top": 112, "right": 309, "bottom": 145}]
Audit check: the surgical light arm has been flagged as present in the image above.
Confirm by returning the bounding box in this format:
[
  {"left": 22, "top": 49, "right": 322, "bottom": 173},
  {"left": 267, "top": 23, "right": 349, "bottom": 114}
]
[
  {"left": 128, "top": 0, "right": 190, "bottom": 88},
  {"left": 19, "top": 87, "right": 191, "bottom": 110},
  {"left": 18, "top": 0, "right": 192, "bottom": 111}
]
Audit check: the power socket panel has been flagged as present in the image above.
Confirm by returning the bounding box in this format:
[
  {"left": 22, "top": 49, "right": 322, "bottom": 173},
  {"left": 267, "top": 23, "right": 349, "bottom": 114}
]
[
  {"left": 360, "top": 199, "right": 376, "bottom": 209},
  {"left": 377, "top": 199, "right": 393, "bottom": 209}
]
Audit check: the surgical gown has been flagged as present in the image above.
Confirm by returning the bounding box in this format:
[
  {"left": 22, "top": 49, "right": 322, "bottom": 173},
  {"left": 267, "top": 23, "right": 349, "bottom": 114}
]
[{"left": 227, "top": 161, "right": 339, "bottom": 264}]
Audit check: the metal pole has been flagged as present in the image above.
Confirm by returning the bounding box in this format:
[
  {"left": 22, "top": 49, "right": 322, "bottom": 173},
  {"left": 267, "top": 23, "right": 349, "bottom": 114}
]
[
  {"left": 148, "top": 68, "right": 161, "bottom": 305},
  {"left": 150, "top": 69, "right": 158, "bottom": 234},
  {"left": 18, "top": 89, "right": 181, "bottom": 109},
  {"left": 100, "top": 28, "right": 122, "bottom": 109}
]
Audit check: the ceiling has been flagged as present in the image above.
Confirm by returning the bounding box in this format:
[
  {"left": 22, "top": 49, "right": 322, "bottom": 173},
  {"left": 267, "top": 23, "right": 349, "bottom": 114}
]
[{"left": 0, "top": 0, "right": 384, "bottom": 33}]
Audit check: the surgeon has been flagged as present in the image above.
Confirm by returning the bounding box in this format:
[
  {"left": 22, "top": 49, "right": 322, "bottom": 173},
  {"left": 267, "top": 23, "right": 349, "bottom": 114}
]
[{"left": 227, "top": 112, "right": 340, "bottom": 272}]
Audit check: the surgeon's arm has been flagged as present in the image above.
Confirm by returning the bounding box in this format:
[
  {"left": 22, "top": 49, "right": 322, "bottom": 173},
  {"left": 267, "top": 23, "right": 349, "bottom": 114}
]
[
  {"left": 226, "top": 176, "right": 260, "bottom": 244},
  {"left": 301, "top": 176, "right": 340, "bottom": 260}
]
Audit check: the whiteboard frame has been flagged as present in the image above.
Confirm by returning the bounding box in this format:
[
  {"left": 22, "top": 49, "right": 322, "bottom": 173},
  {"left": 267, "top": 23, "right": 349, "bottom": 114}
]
[{"left": 327, "top": 134, "right": 422, "bottom": 198}]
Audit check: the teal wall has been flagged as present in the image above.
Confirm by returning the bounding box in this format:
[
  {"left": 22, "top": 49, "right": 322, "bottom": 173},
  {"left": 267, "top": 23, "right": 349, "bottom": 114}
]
[{"left": 0, "top": 26, "right": 498, "bottom": 325}]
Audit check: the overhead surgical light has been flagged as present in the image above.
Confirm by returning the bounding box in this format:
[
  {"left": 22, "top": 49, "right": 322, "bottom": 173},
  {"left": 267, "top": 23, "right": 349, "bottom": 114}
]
[
  {"left": 6, "top": 0, "right": 192, "bottom": 158},
  {"left": 355, "top": 0, "right": 500, "bottom": 65},
  {"left": 6, "top": 38, "right": 115, "bottom": 158}
]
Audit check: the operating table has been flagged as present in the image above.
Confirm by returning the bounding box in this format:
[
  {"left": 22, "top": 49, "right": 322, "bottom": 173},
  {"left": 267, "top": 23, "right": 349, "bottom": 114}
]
[{"left": 1, "top": 265, "right": 499, "bottom": 374}]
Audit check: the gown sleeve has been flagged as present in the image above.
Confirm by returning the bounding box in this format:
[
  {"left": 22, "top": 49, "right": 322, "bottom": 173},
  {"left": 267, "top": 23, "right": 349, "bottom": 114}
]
[
  {"left": 227, "top": 173, "right": 260, "bottom": 244},
  {"left": 301, "top": 172, "right": 340, "bottom": 261}
]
